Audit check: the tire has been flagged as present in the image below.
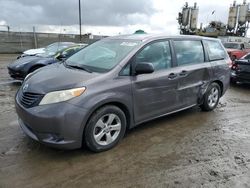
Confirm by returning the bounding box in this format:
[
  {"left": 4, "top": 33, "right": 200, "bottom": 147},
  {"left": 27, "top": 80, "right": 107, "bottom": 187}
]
[
  {"left": 84, "top": 105, "right": 126, "bottom": 152},
  {"left": 200, "top": 83, "right": 221, "bottom": 111}
]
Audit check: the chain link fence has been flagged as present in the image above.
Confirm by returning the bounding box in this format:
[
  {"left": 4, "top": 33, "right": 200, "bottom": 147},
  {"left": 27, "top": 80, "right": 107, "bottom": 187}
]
[{"left": 0, "top": 31, "right": 100, "bottom": 53}]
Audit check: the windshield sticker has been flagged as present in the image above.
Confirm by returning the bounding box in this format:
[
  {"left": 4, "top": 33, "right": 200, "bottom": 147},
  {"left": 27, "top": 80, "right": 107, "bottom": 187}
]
[{"left": 120, "top": 42, "right": 138, "bottom": 47}]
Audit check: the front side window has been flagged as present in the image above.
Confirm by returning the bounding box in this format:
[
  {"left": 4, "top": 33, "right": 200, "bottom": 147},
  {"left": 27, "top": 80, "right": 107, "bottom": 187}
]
[
  {"left": 174, "top": 40, "right": 204, "bottom": 66},
  {"left": 66, "top": 40, "right": 140, "bottom": 73},
  {"left": 205, "top": 40, "right": 227, "bottom": 61},
  {"left": 134, "top": 41, "right": 172, "bottom": 71}
]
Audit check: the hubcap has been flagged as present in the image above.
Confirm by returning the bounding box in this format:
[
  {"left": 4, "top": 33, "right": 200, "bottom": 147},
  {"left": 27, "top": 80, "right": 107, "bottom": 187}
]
[
  {"left": 208, "top": 87, "right": 219, "bottom": 108},
  {"left": 93, "top": 114, "right": 121, "bottom": 146}
]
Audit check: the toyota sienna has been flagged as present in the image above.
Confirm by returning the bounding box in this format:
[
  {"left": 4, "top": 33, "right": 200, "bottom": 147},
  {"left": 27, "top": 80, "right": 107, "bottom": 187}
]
[{"left": 15, "top": 34, "right": 231, "bottom": 152}]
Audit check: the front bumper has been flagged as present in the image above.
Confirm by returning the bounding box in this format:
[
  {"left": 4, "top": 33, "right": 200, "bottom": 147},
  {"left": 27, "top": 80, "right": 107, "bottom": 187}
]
[
  {"left": 8, "top": 67, "right": 26, "bottom": 80},
  {"left": 15, "top": 95, "right": 89, "bottom": 150}
]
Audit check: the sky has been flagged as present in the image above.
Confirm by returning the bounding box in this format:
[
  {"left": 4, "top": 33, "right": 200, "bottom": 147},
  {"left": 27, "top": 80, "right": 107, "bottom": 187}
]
[{"left": 0, "top": 0, "right": 241, "bottom": 36}]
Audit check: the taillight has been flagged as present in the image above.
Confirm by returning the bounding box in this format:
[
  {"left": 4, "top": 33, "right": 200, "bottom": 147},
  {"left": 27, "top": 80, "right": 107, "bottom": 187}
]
[
  {"left": 231, "top": 63, "right": 238, "bottom": 70},
  {"left": 227, "top": 59, "right": 233, "bottom": 68}
]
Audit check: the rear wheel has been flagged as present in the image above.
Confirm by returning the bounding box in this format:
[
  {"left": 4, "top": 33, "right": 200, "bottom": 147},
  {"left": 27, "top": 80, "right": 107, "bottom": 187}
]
[
  {"left": 84, "top": 105, "right": 126, "bottom": 152},
  {"left": 201, "top": 83, "right": 221, "bottom": 111}
]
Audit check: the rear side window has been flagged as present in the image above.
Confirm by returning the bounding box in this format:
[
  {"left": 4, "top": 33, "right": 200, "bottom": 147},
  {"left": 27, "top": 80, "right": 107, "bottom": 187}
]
[
  {"left": 204, "top": 40, "right": 227, "bottom": 61},
  {"left": 173, "top": 40, "right": 204, "bottom": 66}
]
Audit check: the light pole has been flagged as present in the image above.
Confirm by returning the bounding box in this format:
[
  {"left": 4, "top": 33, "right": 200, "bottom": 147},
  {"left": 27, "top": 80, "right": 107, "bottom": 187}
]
[{"left": 79, "top": 0, "right": 82, "bottom": 42}]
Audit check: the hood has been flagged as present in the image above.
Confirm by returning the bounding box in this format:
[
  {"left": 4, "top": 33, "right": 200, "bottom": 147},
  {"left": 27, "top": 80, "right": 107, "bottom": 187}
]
[
  {"left": 8, "top": 56, "right": 44, "bottom": 69},
  {"left": 24, "top": 63, "right": 100, "bottom": 94},
  {"left": 34, "top": 57, "right": 56, "bottom": 65},
  {"left": 23, "top": 48, "right": 45, "bottom": 55},
  {"left": 8, "top": 56, "right": 55, "bottom": 69}
]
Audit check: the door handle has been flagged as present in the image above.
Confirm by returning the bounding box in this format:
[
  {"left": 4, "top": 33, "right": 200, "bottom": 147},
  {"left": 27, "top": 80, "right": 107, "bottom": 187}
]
[
  {"left": 179, "top": 70, "right": 188, "bottom": 76},
  {"left": 168, "top": 73, "right": 177, "bottom": 79}
]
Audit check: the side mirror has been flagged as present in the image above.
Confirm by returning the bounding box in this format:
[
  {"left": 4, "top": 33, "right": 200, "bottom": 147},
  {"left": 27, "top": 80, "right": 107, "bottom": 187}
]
[{"left": 135, "top": 62, "right": 154, "bottom": 75}]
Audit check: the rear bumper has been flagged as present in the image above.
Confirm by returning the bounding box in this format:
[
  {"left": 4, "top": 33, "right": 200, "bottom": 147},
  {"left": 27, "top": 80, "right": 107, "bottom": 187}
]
[
  {"left": 231, "top": 71, "right": 250, "bottom": 83},
  {"left": 15, "top": 94, "right": 89, "bottom": 150}
]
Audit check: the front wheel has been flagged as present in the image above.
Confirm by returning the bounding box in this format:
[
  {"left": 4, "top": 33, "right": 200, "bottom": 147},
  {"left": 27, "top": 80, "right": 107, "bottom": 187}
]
[
  {"left": 84, "top": 105, "right": 126, "bottom": 152},
  {"left": 200, "top": 83, "right": 221, "bottom": 111}
]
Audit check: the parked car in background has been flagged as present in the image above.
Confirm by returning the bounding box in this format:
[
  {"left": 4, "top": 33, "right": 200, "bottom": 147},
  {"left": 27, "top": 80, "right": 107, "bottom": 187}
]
[
  {"left": 8, "top": 43, "right": 86, "bottom": 80},
  {"left": 15, "top": 34, "right": 230, "bottom": 152},
  {"left": 17, "top": 42, "right": 76, "bottom": 59},
  {"left": 223, "top": 42, "right": 250, "bottom": 61},
  {"left": 17, "top": 47, "right": 45, "bottom": 59},
  {"left": 238, "top": 52, "right": 250, "bottom": 60},
  {"left": 231, "top": 53, "right": 250, "bottom": 84}
]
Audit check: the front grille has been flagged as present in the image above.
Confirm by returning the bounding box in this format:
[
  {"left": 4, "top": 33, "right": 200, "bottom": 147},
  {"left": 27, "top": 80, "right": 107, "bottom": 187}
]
[{"left": 19, "top": 91, "right": 44, "bottom": 108}]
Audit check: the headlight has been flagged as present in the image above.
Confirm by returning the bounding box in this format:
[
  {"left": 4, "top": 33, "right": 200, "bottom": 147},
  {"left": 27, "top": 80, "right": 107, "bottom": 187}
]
[
  {"left": 16, "top": 64, "right": 22, "bottom": 68},
  {"left": 39, "top": 87, "right": 86, "bottom": 105}
]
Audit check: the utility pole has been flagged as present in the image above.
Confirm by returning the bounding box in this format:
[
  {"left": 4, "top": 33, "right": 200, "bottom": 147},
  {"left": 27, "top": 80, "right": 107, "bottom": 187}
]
[
  {"left": 79, "top": 0, "right": 82, "bottom": 42},
  {"left": 33, "top": 26, "right": 38, "bottom": 48}
]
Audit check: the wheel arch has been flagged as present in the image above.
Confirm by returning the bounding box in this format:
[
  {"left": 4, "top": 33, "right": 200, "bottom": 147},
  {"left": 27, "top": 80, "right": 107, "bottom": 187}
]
[
  {"left": 83, "top": 100, "right": 133, "bottom": 134},
  {"left": 212, "top": 80, "right": 224, "bottom": 96},
  {"left": 28, "top": 64, "right": 45, "bottom": 73},
  {"left": 198, "top": 80, "right": 224, "bottom": 105}
]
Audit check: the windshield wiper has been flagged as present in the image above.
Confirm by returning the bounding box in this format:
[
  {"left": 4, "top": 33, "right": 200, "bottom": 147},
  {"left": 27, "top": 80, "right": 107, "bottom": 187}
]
[{"left": 65, "top": 64, "right": 92, "bottom": 73}]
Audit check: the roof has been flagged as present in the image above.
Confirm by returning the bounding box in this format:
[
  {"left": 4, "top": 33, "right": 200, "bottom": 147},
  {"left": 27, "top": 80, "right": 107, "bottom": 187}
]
[{"left": 105, "top": 34, "right": 220, "bottom": 42}]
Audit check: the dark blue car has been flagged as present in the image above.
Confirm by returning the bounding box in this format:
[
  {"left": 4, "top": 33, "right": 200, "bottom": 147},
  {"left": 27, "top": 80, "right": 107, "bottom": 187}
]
[{"left": 8, "top": 43, "right": 86, "bottom": 80}]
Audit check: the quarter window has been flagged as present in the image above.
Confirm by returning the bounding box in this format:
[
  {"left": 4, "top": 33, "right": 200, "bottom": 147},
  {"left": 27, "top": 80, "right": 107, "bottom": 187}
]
[
  {"left": 120, "top": 63, "right": 131, "bottom": 76},
  {"left": 174, "top": 40, "right": 204, "bottom": 66},
  {"left": 135, "top": 41, "right": 172, "bottom": 71},
  {"left": 204, "top": 40, "right": 227, "bottom": 61}
]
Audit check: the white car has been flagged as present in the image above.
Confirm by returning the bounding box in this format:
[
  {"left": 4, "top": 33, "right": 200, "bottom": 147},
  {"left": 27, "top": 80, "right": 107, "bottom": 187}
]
[
  {"left": 23, "top": 48, "right": 45, "bottom": 56},
  {"left": 17, "top": 42, "right": 75, "bottom": 59},
  {"left": 17, "top": 48, "right": 45, "bottom": 59}
]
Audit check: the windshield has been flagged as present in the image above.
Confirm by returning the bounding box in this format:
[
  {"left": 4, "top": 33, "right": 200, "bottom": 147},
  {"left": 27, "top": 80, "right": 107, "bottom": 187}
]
[
  {"left": 223, "top": 43, "right": 240, "bottom": 49},
  {"left": 65, "top": 39, "right": 140, "bottom": 73},
  {"left": 38, "top": 43, "right": 73, "bottom": 58}
]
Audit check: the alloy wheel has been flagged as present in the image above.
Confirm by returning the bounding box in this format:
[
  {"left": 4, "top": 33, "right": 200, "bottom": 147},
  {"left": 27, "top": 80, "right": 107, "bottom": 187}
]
[{"left": 93, "top": 113, "right": 121, "bottom": 146}]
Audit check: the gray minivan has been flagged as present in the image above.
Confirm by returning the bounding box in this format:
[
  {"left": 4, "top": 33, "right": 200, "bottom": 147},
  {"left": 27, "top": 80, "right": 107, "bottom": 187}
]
[{"left": 15, "top": 34, "right": 231, "bottom": 152}]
